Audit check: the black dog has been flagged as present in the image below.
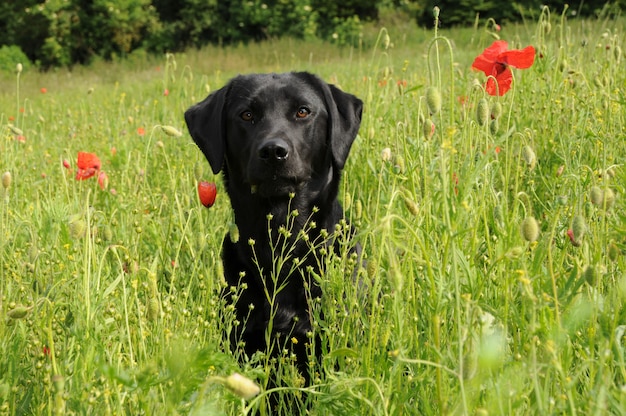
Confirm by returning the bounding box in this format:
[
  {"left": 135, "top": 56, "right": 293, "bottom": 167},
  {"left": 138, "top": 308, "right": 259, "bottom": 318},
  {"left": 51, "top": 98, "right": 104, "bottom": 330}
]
[{"left": 185, "top": 72, "right": 362, "bottom": 392}]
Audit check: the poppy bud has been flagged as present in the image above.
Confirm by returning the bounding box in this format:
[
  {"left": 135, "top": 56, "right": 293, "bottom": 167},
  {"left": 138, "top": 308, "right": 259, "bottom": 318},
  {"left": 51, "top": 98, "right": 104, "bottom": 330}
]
[
  {"left": 491, "top": 101, "right": 503, "bottom": 120},
  {"left": 521, "top": 216, "right": 540, "bottom": 242},
  {"left": 602, "top": 188, "right": 615, "bottom": 210},
  {"left": 159, "top": 125, "right": 183, "bottom": 137},
  {"left": 1, "top": 171, "right": 11, "bottom": 189},
  {"left": 16, "top": 63, "right": 23, "bottom": 74},
  {"left": 68, "top": 215, "right": 86, "bottom": 239},
  {"left": 425, "top": 86, "right": 442, "bottom": 114},
  {"left": 7, "top": 125, "right": 23, "bottom": 136},
  {"left": 589, "top": 186, "right": 603, "bottom": 206},
  {"left": 381, "top": 147, "right": 392, "bottom": 162},
  {"left": 571, "top": 215, "right": 586, "bottom": 242},
  {"left": 583, "top": 265, "right": 596, "bottom": 285},
  {"left": 608, "top": 242, "right": 620, "bottom": 262},
  {"left": 229, "top": 223, "right": 240, "bottom": 243},
  {"left": 146, "top": 297, "right": 160, "bottom": 321},
  {"left": 477, "top": 98, "right": 489, "bottom": 126},
  {"left": 366, "top": 258, "right": 377, "bottom": 279},
  {"left": 423, "top": 119, "right": 435, "bottom": 139},
  {"left": 354, "top": 199, "right": 362, "bottom": 220},
  {"left": 7, "top": 305, "right": 31, "bottom": 320},
  {"left": 197, "top": 181, "right": 217, "bottom": 208},
  {"left": 521, "top": 145, "right": 536, "bottom": 169},
  {"left": 490, "top": 119, "right": 499, "bottom": 135},
  {"left": 224, "top": 373, "right": 261, "bottom": 400}
]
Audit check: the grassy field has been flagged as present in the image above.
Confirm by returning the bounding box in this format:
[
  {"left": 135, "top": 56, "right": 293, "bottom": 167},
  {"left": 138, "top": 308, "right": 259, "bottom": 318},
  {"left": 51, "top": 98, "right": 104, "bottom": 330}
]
[{"left": 1, "top": 8, "right": 626, "bottom": 415}]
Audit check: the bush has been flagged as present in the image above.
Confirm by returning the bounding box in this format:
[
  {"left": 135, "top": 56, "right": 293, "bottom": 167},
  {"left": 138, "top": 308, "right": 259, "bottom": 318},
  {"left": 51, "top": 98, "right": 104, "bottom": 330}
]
[
  {"left": 0, "top": 45, "right": 32, "bottom": 73},
  {"left": 415, "top": 0, "right": 626, "bottom": 27},
  {"left": 1, "top": 0, "right": 384, "bottom": 68}
]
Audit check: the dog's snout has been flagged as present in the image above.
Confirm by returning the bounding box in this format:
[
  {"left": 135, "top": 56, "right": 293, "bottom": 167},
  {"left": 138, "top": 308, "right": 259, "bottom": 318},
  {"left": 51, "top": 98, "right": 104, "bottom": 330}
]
[{"left": 259, "top": 139, "right": 289, "bottom": 162}]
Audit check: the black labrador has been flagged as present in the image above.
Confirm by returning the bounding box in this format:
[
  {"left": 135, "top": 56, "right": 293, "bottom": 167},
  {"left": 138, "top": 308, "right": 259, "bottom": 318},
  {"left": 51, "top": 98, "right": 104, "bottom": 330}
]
[{"left": 185, "top": 72, "right": 362, "bottom": 392}]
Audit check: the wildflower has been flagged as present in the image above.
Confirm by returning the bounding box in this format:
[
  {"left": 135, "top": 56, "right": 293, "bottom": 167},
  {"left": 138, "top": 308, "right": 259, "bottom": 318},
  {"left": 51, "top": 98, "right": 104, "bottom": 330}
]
[
  {"left": 62, "top": 159, "right": 71, "bottom": 169},
  {"left": 223, "top": 373, "right": 261, "bottom": 400},
  {"left": 75, "top": 152, "right": 101, "bottom": 180},
  {"left": 16, "top": 63, "right": 23, "bottom": 74},
  {"left": 40, "top": 87, "right": 47, "bottom": 94},
  {"left": 137, "top": 127, "right": 146, "bottom": 136},
  {"left": 197, "top": 181, "right": 217, "bottom": 207},
  {"left": 472, "top": 40, "right": 536, "bottom": 96},
  {"left": 163, "top": 89, "right": 169, "bottom": 96}
]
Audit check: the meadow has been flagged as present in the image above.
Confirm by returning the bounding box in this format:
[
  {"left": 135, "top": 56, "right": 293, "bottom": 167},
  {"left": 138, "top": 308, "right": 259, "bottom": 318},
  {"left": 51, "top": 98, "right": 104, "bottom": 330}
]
[{"left": 1, "top": 7, "right": 626, "bottom": 415}]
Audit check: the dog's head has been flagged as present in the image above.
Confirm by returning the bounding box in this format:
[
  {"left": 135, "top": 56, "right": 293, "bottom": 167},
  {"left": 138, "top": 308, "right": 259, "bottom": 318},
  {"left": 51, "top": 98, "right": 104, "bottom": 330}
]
[{"left": 185, "top": 72, "right": 362, "bottom": 198}]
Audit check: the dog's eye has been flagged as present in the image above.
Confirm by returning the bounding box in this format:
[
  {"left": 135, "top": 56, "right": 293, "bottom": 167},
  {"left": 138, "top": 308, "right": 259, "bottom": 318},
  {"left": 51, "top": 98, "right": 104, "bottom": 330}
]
[
  {"left": 240, "top": 111, "right": 254, "bottom": 122},
  {"left": 296, "top": 107, "right": 311, "bottom": 119}
]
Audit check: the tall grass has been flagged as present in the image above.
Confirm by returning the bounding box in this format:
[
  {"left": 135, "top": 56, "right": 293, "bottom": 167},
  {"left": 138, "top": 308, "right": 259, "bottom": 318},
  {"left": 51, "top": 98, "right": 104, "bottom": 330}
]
[{"left": 1, "top": 8, "right": 625, "bottom": 415}]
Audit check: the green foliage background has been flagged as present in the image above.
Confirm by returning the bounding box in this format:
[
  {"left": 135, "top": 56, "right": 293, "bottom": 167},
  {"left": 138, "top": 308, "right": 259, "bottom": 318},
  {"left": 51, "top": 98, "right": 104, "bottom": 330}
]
[{"left": 0, "top": 0, "right": 623, "bottom": 68}]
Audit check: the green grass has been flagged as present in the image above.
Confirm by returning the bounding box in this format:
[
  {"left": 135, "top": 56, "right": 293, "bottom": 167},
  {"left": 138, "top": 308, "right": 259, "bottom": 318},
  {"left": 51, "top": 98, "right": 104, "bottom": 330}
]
[{"left": 1, "top": 9, "right": 626, "bottom": 415}]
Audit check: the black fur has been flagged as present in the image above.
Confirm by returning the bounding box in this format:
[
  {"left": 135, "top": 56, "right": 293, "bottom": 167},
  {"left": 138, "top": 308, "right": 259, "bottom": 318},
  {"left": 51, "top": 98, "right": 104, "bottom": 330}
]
[{"left": 185, "top": 72, "right": 362, "bottom": 390}]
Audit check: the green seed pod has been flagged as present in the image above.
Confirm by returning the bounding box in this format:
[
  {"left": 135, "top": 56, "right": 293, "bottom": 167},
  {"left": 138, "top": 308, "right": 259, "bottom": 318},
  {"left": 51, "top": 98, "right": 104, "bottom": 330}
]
[
  {"left": 491, "top": 101, "right": 503, "bottom": 120},
  {"left": 476, "top": 98, "right": 489, "bottom": 126},
  {"left": 589, "top": 186, "right": 603, "bottom": 206},
  {"left": 583, "top": 265, "right": 596, "bottom": 285},
  {"left": 425, "top": 86, "right": 442, "bottom": 114},
  {"left": 571, "top": 215, "right": 586, "bottom": 242},
  {"left": 229, "top": 223, "right": 240, "bottom": 243},
  {"left": 403, "top": 195, "right": 419, "bottom": 216},
  {"left": 521, "top": 145, "right": 536, "bottom": 169},
  {"left": 7, "top": 305, "right": 31, "bottom": 320},
  {"left": 521, "top": 216, "right": 540, "bottom": 242}
]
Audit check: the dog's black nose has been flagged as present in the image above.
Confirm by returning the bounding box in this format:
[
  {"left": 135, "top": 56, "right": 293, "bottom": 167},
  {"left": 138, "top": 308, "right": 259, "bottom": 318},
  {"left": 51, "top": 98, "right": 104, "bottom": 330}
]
[{"left": 259, "top": 139, "right": 289, "bottom": 162}]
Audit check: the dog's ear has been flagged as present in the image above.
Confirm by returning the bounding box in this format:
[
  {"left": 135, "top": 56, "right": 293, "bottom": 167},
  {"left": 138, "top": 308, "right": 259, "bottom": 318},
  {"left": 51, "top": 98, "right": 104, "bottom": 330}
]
[
  {"left": 318, "top": 78, "right": 363, "bottom": 170},
  {"left": 184, "top": 86, "right": 229, "bottom": 175}
]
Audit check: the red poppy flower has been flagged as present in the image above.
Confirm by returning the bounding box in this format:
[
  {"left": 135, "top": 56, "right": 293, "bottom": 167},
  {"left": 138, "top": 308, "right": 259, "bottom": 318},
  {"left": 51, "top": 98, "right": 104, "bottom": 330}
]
[
  {"left": 75, "top": 152, "right": 101, "bottom": 180},
  {"left": 472, "top": 40, "right": 535, "bottom": 96},
  {"left": 137, "top": 127, "right": 146, "bottom": 136},
  {"left": 197, "top": 181, "right": 217, "bottom": 208}
]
